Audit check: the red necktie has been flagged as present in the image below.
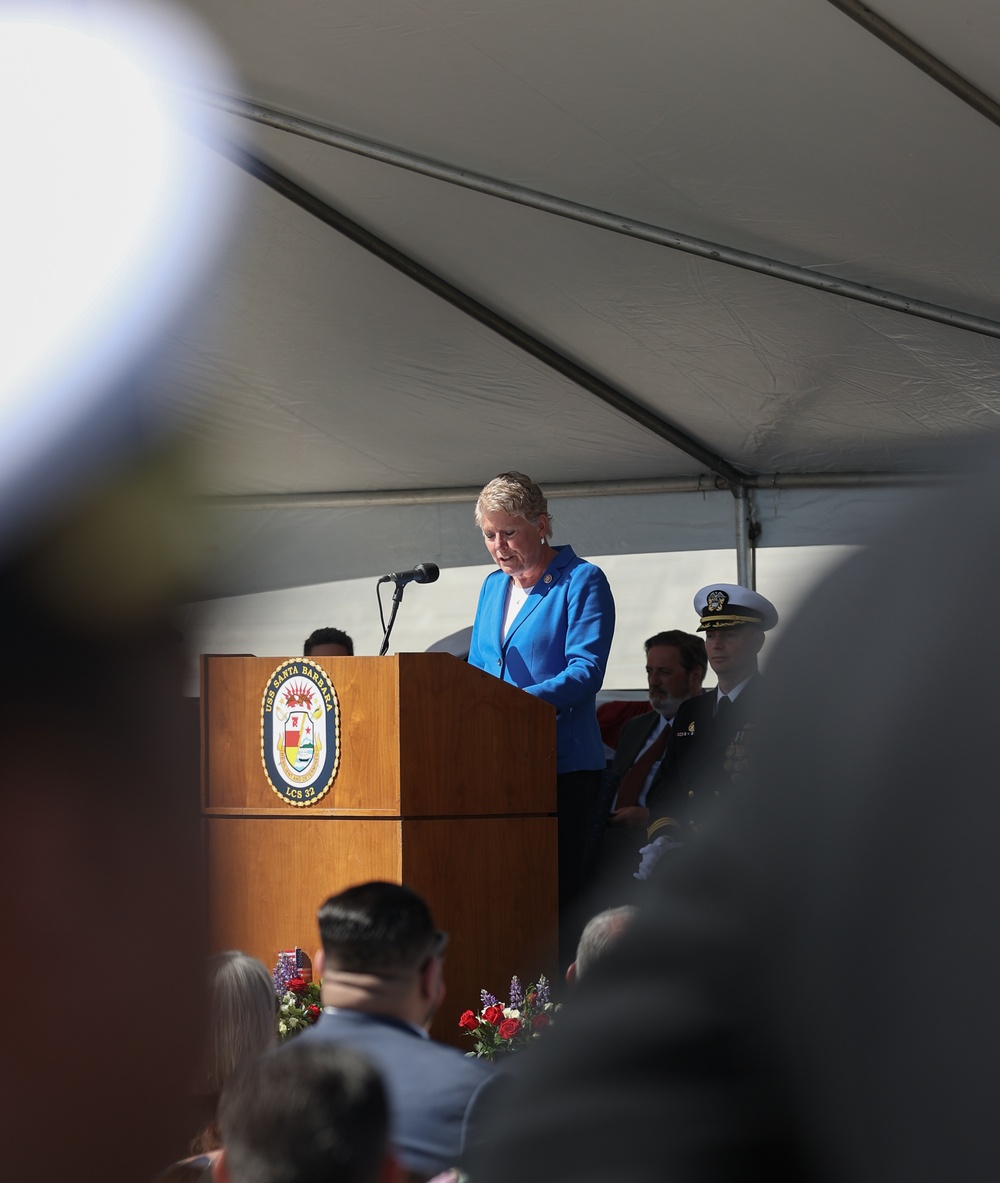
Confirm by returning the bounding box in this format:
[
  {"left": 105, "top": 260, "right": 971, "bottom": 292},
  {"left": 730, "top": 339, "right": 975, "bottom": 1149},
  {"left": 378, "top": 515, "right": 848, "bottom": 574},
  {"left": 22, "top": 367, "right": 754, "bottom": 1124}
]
[{"left": 616, "top": 726, "right": 670, "bottom": 809}]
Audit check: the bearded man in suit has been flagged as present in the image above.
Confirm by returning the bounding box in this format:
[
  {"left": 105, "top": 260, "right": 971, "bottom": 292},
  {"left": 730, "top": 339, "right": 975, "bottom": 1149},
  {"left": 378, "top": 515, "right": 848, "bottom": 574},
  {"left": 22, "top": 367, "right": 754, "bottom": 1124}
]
[{"left": 589, "top": 631, "right": 706, "bottom": 903}]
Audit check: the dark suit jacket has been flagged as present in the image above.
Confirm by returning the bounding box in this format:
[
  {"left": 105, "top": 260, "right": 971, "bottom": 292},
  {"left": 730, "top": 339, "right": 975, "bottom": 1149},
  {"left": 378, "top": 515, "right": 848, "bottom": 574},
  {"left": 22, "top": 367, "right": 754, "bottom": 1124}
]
[
  {"left": 609, "top": 709, "right": 660, "bottom": 790},
  {"left": 585, "top": 708, "right": 663, "bottom": 898},
  {"left": 646, "top": 675, "right": 762, "bottom": 839},
  {"left": 471, "top": 455, "right": 1000, "bottom": 1183},
  {"left": 589, "top": 708, "right": 661, "bottom": 831},
  {"left": 299, "top": 1010, "right": 494, "bottom": 1177}
]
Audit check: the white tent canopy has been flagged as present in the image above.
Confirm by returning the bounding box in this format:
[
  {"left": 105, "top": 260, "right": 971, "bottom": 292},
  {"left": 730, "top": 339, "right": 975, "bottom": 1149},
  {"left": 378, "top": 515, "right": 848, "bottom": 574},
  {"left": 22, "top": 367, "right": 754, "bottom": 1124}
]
[{"left": 155, "top": 0, "right": 1000, "bottom": 596}]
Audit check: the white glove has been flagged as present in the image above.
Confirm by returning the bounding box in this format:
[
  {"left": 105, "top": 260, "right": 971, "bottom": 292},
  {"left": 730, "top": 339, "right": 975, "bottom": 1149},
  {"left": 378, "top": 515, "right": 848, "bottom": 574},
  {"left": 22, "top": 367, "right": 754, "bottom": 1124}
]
[{"left": 634, "top": 834, "right": 683, "bottom": 880}]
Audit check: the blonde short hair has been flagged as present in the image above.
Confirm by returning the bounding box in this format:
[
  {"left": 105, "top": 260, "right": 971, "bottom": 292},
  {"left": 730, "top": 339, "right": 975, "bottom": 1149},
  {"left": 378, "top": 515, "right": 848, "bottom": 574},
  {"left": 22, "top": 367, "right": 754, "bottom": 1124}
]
[{"left": 474, "top": 471, "right": 553, "bottom": 540}]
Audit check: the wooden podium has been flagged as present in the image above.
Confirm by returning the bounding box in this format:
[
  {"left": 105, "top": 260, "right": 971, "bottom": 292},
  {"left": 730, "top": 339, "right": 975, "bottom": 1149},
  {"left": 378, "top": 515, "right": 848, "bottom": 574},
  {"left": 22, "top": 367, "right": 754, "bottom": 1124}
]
[{"left": 201, "top": 652, "right": 558, "bottom": 1042}]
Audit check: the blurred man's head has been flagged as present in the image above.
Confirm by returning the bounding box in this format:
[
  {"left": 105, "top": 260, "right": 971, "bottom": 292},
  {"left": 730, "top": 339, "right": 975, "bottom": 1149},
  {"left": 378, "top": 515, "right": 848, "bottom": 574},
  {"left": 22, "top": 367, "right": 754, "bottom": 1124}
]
[
  {"left": 216, "top": 1042, "right": 398, "bottom": 1183},
  {"left": 304, "top": 627, "right": 354, "bottom": 657},
  {"left": 643, "top": 630, "right": 706, "bottom": 718},
  {"left": 317, "top": 882, "right": 448, "bottom": 1030},
  {"left": 566, "top": 906, "right": 637, "bottom": 987}
]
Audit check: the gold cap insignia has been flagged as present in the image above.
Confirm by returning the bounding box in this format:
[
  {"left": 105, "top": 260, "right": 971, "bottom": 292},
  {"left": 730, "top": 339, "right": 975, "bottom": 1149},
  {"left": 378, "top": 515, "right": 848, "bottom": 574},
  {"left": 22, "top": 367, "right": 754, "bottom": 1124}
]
[{"left": 706, "top": 589, "right": 729, "bottom": 614}]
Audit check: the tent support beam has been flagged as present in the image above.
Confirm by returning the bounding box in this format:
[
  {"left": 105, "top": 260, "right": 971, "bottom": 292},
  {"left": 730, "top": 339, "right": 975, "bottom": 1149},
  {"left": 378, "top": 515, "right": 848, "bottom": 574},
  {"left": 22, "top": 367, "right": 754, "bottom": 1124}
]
[
  {"left": 825, "top": 0, "right": 1000, "bottom": 133},
  {"left": 198, "top": 90, "right": 1000, "bottom": 342},
  {"left": 734, "top": 485, "right": 755, "bottom": 590},
  {"left": 205, "top": 470, "right": 933, "bottom": 511},
  {"left": 206, "top": 133, "right": 749, "bottom": 486}
]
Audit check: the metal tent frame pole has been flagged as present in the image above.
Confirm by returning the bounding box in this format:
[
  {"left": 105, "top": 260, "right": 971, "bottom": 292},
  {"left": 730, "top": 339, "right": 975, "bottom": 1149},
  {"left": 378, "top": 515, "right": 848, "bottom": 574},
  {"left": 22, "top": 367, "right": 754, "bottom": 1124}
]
[
  {"left": 734, "top": 485, "right": 755, "bottom": 590},
  {"left": 205, "top": 470, "right": 932, "bottom": 512},
  {"left": 196, "top": 90, "right": 1000, "bottom": 343},
  {"left": 194, "top": 67, "right": 966, "bottom": 580},
  {"left": 825, "top": 0, "right": 1000, "bottom": 134},
  {"left": 204, "top": 133, "right": 748, "bottom": 487}
]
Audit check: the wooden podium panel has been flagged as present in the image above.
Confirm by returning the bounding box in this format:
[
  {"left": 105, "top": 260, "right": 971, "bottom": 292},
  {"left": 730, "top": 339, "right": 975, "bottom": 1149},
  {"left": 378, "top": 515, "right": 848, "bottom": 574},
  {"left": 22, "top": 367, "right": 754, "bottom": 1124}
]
[
  {"left": 401, "top": 817, "right": 559, "bottom": 1040},
  {"left": 206, "top": 814, "right": 558, "bottom": 1042},
  {"left": 202, "top": 653, "right": 558, "bottom": 1044},
  {"left": 206, "top": 816, "right": 402, "bottom": 960},
  {"left": 202, "top": 656, "right": 400, "bottom": 814},
  {"left": 202, "top": 653, "right": 555, "bottom": 816}
]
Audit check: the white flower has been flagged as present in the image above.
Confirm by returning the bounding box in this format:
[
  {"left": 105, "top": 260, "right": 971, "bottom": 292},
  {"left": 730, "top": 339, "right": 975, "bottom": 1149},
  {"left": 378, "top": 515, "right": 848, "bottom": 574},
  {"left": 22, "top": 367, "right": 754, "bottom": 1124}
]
[
  {"left": 278, "top": 1020, "right": 288, "bottom": 1035},
  {"left": 503, "top": 1007, "right": 520, "bottom": 1019}
]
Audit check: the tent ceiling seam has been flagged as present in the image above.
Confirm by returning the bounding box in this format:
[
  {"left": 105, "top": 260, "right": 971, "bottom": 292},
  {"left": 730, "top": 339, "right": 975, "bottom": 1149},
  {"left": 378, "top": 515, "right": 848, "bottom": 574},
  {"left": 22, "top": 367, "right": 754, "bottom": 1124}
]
[
  {"left": 194, "top": 89, "right": 1000, "bottom": 342},
  {"left": 203, "top": 131, "right": 750, "bottom": 486}
]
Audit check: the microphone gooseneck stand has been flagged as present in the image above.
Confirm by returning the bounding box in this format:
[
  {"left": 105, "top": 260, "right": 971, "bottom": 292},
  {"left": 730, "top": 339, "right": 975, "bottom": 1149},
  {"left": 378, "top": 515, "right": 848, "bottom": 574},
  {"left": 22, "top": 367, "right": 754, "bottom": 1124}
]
[
  {"left": 377, "top": 579, "right": 407, "bottom": 656},
  {"left": 376, "top": 562, "right": 440, "bottom": 656}
]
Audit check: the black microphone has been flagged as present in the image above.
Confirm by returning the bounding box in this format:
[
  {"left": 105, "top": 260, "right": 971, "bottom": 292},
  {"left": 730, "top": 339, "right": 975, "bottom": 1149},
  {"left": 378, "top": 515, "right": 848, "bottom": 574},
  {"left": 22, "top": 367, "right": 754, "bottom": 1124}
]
[{"left": 378, "top": 562, "right": 440, "bottom": 586}]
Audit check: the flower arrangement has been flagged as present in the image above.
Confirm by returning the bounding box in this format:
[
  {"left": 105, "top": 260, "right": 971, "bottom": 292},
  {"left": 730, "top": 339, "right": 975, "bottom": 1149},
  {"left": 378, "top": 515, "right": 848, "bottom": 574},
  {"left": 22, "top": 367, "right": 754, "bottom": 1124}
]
[
  {"left": 277, "top": 974, "right": 322, "bottom": 1041},
  {"left": 273, "top": 949, "right": 322, "bottom": 1042},
  {"left": 459, "top": 975, "right": 556, "bottom": 1059}
]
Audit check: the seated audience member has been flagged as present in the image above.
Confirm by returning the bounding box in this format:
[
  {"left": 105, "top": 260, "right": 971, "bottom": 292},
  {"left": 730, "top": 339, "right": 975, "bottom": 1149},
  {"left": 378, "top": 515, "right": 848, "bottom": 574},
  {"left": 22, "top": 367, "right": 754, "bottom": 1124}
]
[
  {"left": 160, "top": 952, "right": 278, "bottom": 1180},
  {"left": 639, "top": 585, "right": 776, "bottom": 877},
  {"left": 304, "top": 627, "right": 354, "bottom": 657},
  {"left": 588, "top": 631, "right": 706, "bottom": 901},
  {"left": 198, "top": 953, "right": 278, "bottom": 1147},
  {"left": 596, "top": 698, "right": 654, "bottom": 758},
  {"left": 300, "top": 882, "right": 494, "bottom": 1180},
  {"left": 566, "top": 906, "right": 637, "bottom": 988},
  {"left": 216, "top": 1041, "right": 398, "bottom": 1183}
]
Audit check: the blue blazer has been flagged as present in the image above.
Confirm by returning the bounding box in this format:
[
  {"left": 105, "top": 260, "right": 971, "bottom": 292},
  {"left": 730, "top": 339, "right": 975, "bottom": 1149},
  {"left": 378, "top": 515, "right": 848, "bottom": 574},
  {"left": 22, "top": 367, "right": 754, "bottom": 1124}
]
[{"left": 468, "top": 544, "right": 615, "bottom": 774}]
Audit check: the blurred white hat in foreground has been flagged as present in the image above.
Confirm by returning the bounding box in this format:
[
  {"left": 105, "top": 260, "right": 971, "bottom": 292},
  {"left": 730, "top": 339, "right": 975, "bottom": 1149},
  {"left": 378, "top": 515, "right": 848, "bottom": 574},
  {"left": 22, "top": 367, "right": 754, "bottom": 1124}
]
[{"left": 0, "top": 1, "right": 234, "bottom": 553}]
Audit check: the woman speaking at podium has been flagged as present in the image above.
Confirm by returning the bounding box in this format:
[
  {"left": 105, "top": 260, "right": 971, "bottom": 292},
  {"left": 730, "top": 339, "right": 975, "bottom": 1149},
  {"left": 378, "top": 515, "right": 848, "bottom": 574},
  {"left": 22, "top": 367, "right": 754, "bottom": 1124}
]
[{"left": 468, "top": 472, "right": 615, "bottom": 935}]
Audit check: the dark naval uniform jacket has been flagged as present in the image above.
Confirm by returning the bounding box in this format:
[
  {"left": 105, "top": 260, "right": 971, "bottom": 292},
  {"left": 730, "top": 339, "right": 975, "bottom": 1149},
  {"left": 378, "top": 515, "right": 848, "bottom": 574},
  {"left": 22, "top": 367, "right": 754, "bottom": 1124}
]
[{"left": 646, "top": 674, "right": 763, "bottom": 842}]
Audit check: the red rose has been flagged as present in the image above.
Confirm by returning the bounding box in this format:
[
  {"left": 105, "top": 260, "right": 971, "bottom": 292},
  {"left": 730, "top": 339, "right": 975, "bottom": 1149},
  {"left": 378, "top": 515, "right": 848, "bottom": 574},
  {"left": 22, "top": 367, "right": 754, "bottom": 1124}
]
[
  {"left": 531, "top": 1013, "right": 550, "bottom": 1032},
  {"left": 482, "top": 1004, "right": 505, "bottom": 1026},
  {"left": 287, "top": 977, "right": 308, "bottom": 995},
  {"left": 458, "top": 1009, "right": 479, "bottom": 1032},
  {"left": 307, "top": 1005, "right": 321, "bottom": 1021},
  {"left": 498, "top": 1018, "right": 521, "bottom": 1040}
]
